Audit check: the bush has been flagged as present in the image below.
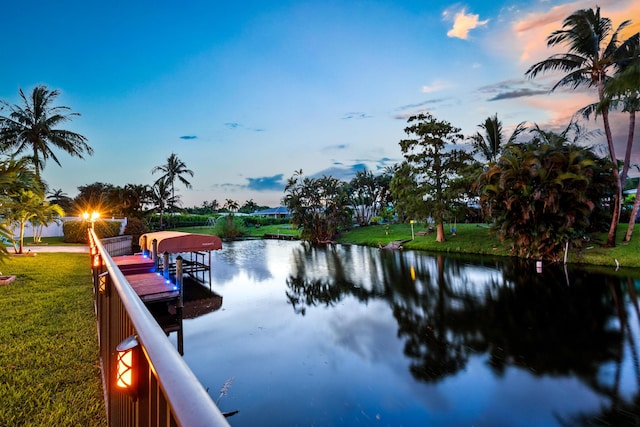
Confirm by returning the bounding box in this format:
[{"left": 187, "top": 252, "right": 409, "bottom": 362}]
[
  {"left": 123, "top": 217, "right": 149, "bottom": 252},
  {"left": 214, "top": 215, "right": 245, "bottom": 238},
  {"left": 63, "top": 220, "right": 122, "bottom": 243}
]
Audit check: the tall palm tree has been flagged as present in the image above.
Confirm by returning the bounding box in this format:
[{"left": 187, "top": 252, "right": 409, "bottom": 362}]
[
  {"left": 525, "top": 6, "right": 632, "bottom": 247},
  {"left": 149, "top": 177, "right": 174, "bottom": 229},
  {"left": 0, "top": 86, "right": 93, "bottom": 185},
  {"left": 151, "top": 153, "right": 193, "bottom": 214},
  {"left": 469, "top": 114, "right": 527, "bottom": 164}
]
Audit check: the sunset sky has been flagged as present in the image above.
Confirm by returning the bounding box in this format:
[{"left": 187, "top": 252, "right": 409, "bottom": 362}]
[{"left": 1, "top": 0, "right": 639, "bottom": 209}]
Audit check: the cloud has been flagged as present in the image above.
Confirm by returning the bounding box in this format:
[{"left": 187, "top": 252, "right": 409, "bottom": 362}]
[
  {"left": 477, "top": 79, "right": 551, "bottom": 101},
  {"left": 310, "top": 164, "right": 367, "bottom": 181},
  {"left": 323, "top": 144, "right": 349, "bottom": 152},
  {"left": 488, "top": 88, "right": 549, "bottom": 101},
  {"left": 224, "top": 122, "right": 265, "bottom": 132},
  {"left": 421, "top": 80, "right": 453, "bottom": 93},
  {"left": 179, "top": 135, "right": 198, "bottom": 140},
  {"left": 246, "top": 174, "right": 286, "bottom": 192},
  {"left": 444, "top": 8, "right": 489, "bottom": 40},
  {"left": 341, "top": 112, "right": 372, "bottom": 120}
]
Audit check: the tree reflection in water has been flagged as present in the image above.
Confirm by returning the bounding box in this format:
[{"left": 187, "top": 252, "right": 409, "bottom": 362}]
[{"left": 284, "top": 243, "right": 640, "bottom": 423}]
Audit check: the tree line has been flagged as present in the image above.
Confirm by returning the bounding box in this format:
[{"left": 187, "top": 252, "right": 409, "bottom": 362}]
[{"left": 284, "top": 6, "right": 639, "bottom": 261}]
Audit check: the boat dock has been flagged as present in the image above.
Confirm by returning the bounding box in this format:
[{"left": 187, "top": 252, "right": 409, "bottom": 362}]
[{"left": 113, "top": 254, "right": 179, "bottom": 303}]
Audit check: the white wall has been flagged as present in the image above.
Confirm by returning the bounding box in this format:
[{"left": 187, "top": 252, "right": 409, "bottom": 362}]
[{"left": 10, "top": 217, "right": 128, "bottom": 238}]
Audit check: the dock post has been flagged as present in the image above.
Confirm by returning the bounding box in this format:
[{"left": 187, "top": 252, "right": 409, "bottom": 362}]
[
  {"left": 141, "top": 235, "right": 148, "bottom": 257},
  {"left": 152, "top": 239, "right": 159, "bottom": 271},
  {"left": 163, "top": 251, "right": 170, "bottom": 279},
  {"left": 176, "top": 256, "right": 184, "bottom": 313}
]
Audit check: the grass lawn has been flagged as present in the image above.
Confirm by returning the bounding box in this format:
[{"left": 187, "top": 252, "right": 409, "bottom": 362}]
[
  {"left": 337, "top": 222, "right": 640, "bottom": 269},
  {"left": 0, "top": 253, "right": 106, "bottom": 426}
]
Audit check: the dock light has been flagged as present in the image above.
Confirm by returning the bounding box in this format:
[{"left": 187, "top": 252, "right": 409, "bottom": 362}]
[{"left": 116, "top": 335, "right": 139, "bottom": 398}]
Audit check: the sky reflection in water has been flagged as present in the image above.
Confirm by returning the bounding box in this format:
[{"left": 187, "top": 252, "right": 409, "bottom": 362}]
[{"left": 171, "top": 240, "right": 640, "bottom": 427}]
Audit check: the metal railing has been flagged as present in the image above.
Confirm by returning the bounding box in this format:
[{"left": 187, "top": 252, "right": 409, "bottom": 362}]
[
  {"left": 89, "top": 229, "right": 230, "bottom": 427},
  {"left": 101, "top": 235, "right": 134, "bottom": 257}
]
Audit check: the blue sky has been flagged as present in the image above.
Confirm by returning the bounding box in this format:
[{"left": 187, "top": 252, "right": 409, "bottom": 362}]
[{"left": 1, "top": 0, "right": 638, "bottom": 208}]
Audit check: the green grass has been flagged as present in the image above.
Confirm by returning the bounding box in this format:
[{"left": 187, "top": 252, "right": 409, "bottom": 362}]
[
  {"left": 0, "top": 253, "right": 106, "bottom": 426},
  {"left": 337, "top": 222, "right": 640, "bottom": 269}
]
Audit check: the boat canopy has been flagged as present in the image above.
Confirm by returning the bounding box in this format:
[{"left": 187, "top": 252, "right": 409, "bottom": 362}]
[{"left": 139, "top": 231, "right": 222, "bottom": 254}]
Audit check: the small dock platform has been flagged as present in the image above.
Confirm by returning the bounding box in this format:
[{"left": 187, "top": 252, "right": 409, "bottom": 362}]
[
  {"left": 113, "top": 254, "right": 178, "bottom": 303},
  {"left": 113, "top": 254, "right": 155, "bottom": 275},
  {"left": 263, "top": 233, "right": 298, "bottom": 240},
  {"left": 125, "top": 272, "right": 179, "bottom": 304}
]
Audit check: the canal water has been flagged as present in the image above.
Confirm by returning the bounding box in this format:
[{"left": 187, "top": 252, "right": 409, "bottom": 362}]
[{"left": 171, "top": 239, "right": 640, "bottom": 426}]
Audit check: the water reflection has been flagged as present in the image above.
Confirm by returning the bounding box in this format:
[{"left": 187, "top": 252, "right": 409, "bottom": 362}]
[{"left": 182, "top": 240, "right": 640, "bottom": 426}]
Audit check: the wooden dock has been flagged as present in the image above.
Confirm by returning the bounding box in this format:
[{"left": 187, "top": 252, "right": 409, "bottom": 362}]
[{"left": 113, "top": 254, "right": 179, "bottom": 303}]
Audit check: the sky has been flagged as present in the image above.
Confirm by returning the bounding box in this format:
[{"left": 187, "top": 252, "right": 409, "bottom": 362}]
[{"left": 1, "top": 0, "right": 639, "bottom": 209}]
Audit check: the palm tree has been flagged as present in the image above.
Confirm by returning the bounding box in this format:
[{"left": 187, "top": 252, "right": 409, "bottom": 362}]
[
  {"left": 525, "top": 6, "right": 632, "bottom": 247},
  {"left": 47, "top": 188, "right": 73, "bottom": 212},
  {"left": 469, "top": 114, "right": 527, "bottom": 164},
  {"left": 0, "top": 157, "right": 38, "bottom": 258},
  {"left": 149, "top": 177, "right": 174, "bottom": 229},
  {"left": 0, "top": 86, "right": 93, "bottom": 185},
  {"left": 3, "top": 189, "right": 64, "bottom": 254},
  {"left": 476, "top": 124, "right": 611, "bottom": 260},
  {"left": 151, "top": 153, "right": 193, "bottom": 215}
]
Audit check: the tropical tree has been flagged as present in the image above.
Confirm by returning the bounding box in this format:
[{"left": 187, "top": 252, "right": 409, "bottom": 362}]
[
  {"left": 398, "top": 113, "right": 474, "bottom": 242},
  {"left": 3, "top": 189, "right": 64, "bottom": 254},
  {"left": 149, "top": 177, "right": 173, "bottom": 229},
  {"left": 476, "top": 125, "right": 612, "bottom": 260},
  {"left": 0, "top": 85, "right": 93, "bottom": 185},
  {"left": 347, "top": 169, "right": 389, "bottom": 226},
  {"left": 47, "top": 188, "right": 73, "bottom": 213},
  {"left": 525, "top": 6, "right": 633, "bottom": 247},
  {"left": 223, "top": 199, "right": 239, "bottom": 212},
  {"left": 469, "top": 114, "right": 527, "bottom": 164},
  {"left": 73, "top": 182, "right": 115, "bottom": 216},
  {"left": 30, "top": 199, "right": 65, "bottom": 244},
  {"left": 388, "top": 162, "right": 421, "bottom": 223},
  {"left": 283, "top": 170, "right": 352, "bottom": 244},
  {"left": 151, "top": 153, "right": 193, "bottom": 214},
  {"left": 0, "top": 157, "right": 38, "bottom": 258}
]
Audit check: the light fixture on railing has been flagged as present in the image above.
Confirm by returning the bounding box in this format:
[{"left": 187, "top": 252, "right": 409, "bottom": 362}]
[
  {"left": 92, "top": 253, "right": 101, "bottom": 269},
  {"left": 98, "top": 271, "right": 108, "bottom": 294},
  {"left": 116, "top": 335, "right": 139, "bottom": 399}
]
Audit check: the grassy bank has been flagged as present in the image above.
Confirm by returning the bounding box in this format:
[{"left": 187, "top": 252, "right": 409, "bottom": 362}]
[
  {"left": 0, "top": 253, "right": 106, "bottom": 426},
  {"left": 337, "top": 222, "right": 640, "bottom": 269}
]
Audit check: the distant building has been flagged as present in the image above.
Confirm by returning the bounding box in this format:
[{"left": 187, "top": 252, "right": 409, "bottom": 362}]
[{"left": 253, "top": 206, "right": 290, "bottom": 218}]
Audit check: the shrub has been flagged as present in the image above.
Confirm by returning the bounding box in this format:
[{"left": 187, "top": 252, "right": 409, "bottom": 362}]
[
  {"left": 63, "top": 220, "right": 122, "bottom": 243},
  {"left": 214, "top": 215, "right": 245, "bottom": 238},
  {"left": 123, "top": 217, "right": 149, "bottom": 252}
]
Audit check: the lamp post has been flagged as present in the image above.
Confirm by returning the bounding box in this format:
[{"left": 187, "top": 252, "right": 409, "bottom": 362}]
[
  {"left": 410, "top": 220, "right": 415, "bottom": 240},
  {"left": 83, "top": 211, "right": 99, "bottom": 230}
]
